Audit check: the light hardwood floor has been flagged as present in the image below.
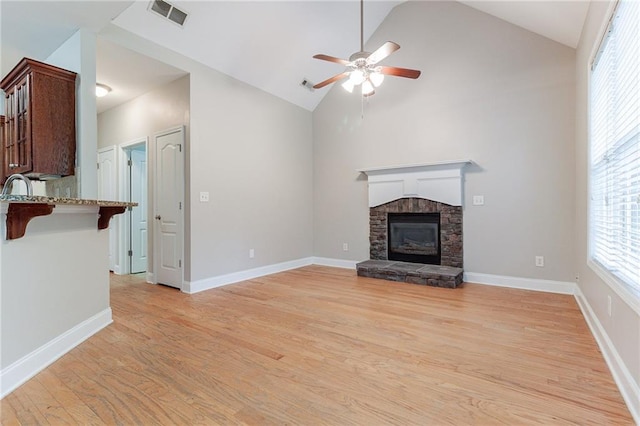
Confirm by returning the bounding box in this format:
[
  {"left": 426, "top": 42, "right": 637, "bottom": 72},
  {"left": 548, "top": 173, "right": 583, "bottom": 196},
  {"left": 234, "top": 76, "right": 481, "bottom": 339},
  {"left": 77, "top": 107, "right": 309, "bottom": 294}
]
[{"left": 1, "top": 266, "right": 633, "bottom": 424}]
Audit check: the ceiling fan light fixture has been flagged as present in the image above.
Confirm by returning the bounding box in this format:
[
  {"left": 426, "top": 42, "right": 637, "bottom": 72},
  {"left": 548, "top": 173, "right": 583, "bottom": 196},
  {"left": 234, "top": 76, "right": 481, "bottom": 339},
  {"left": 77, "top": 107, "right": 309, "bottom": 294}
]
[
  {"left": 370, "top": 71, "right": 384, "bottom": 87},
  {"left": 349, "top": 69, "right": 365, "bottom": 85},
  {"left": 361, "top": 79, "right": 375, "bottom": 96},
  {"left": 342, "top": 79, "right": 356, "bottom": 93}
]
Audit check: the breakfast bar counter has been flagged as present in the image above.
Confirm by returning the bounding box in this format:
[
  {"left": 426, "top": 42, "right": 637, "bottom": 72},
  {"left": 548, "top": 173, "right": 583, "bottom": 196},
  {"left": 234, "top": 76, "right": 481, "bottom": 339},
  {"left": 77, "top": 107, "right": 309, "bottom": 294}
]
[{"left": 0, "top": 195, "right": 134, "bottom": 240}]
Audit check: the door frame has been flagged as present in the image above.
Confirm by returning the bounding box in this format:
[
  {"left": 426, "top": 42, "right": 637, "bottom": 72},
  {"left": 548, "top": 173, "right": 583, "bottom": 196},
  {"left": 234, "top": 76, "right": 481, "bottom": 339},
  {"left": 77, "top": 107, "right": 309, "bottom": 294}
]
[
  {"left": 152, "top": 126, "right": 185, "bottom": 290},
  {"left": 117, "top": 137, "right": 148, "bottom": 276}
]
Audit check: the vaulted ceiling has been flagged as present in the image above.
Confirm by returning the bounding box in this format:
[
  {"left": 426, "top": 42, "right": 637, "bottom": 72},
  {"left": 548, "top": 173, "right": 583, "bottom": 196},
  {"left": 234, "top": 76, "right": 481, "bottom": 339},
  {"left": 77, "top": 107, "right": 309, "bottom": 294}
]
[{"left": 1, "top": 1, "right": 590, "bottom": 112}]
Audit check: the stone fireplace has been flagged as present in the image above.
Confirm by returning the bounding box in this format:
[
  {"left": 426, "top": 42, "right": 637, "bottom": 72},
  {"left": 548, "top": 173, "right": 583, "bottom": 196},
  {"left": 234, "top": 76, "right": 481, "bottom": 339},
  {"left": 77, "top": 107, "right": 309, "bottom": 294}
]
[
  {"left": 370, "top": 198, "right": 462, "bottom": 268},
  {"left": 356, "top": 160, "right": 470, "bottom": 288}
]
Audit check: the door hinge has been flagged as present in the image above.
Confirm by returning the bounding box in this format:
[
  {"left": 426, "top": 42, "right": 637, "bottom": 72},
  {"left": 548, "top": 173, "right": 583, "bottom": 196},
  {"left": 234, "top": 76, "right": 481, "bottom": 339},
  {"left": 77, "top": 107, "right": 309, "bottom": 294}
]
[
  {"left": 179, "top": 259, "right": 182, "bottom": 268},
  {"left": 127, "top": 206, "right": 133, "bottom": 211},
  {"left": 128, "top": 250, "right": 133, "bottom": 257},
  {"left": 97, "top": 162, "right": 100, "bottom": 169},
  {"left": 128, "top": 159, "right": 132, "bottom": 167},
  {"left": 178, "top": 144, "right": 182, "bottom": 152},
  {"left": 179, "top": 202, "right": 182, "bottom": 210}
]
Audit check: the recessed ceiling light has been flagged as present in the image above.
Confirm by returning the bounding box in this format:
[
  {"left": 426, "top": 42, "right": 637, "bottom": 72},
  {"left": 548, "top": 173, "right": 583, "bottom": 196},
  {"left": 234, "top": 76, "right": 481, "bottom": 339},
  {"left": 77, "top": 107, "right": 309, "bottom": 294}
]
[{"left": 96, "top": 83, "right": 112, "bottom": 98}]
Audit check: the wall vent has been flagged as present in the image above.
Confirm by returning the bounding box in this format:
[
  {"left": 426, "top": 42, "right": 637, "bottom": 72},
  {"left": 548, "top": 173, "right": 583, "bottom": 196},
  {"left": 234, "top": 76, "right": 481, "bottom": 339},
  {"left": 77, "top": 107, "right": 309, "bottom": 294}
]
[{"left": 149, "top": 0, "right": 188, "bottom": 27}]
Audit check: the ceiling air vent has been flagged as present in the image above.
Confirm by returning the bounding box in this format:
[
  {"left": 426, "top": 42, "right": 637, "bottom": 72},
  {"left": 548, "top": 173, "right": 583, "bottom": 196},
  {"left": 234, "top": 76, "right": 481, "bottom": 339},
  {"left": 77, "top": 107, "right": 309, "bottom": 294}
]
[{"left": 149, "top": 0, "right": 188, "bottom": 27}]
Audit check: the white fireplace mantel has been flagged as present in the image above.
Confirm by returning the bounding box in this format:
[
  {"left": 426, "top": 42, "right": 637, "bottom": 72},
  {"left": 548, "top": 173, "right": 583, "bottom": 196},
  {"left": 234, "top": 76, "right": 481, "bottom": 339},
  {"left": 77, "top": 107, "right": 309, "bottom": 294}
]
[{"left": 358, "top": 160, "right": 472, "bottom": 207}]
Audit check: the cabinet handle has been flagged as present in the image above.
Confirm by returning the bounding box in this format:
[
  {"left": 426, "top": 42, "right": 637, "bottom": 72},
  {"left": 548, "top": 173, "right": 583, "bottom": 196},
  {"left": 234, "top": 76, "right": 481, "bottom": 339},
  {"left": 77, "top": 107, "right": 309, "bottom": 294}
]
[{"left": 9, "top": 163, "right": 18, "bottom": 168}]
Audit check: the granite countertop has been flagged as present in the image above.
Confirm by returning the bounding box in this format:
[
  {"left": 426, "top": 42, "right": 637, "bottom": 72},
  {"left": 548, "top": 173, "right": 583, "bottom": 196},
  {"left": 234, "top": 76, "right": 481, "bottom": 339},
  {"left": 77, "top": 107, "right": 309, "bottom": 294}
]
[{"left": 0, "top": 195, "right": 137, "bottom": 207}]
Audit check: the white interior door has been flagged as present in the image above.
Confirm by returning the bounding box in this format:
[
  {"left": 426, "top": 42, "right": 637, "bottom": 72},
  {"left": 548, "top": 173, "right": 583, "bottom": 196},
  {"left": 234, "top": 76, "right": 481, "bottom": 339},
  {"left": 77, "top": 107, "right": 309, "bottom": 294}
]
[
  {"left": 154, "top": 128, "right": 184, "bottom": 288},
  {"left": 97, "top": 147, "right": 117, "bottom": 272},
  {"left": 130, "top": 148, "right": 147, "bottom": 273}
]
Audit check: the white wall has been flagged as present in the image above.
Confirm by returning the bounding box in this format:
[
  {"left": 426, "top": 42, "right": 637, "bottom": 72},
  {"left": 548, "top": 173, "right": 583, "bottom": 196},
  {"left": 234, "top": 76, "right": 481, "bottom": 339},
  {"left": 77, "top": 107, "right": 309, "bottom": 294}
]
[
  {"left": 0, "top": 206, "right": 111, "bottom": 396},
  {"left": 46, "top": 29, "right": 98, "bottom": 199},
  {"left": 574, "top": 1, "right": 640, "bottom": 419},
  {"left": 99, "top": 25, "right": 313, "bottom": 285},
  {"left": 188, "top": 71, "right": 313, "bottom": 282},
  {"left": 97, "top": 76, "right": 189, "bottom": 150},
  {"left": 98, "top": 75, "right": 190, "bottom": 277},
  {"left": 313, "top": 1, "right": 576, "bottom": 285}
]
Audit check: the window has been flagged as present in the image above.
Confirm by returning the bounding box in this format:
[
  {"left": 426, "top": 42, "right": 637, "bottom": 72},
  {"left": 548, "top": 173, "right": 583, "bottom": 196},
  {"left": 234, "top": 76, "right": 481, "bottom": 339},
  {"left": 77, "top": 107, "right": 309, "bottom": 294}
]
[{"left": 589, "top": 0, "right": 640, "bottom": 293}]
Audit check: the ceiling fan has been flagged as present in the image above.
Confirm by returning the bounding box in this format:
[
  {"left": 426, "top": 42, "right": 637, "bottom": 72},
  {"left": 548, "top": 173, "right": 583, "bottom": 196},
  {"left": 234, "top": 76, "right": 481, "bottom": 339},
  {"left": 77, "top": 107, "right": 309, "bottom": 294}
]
[{"left": 312, "top": 0, "right": 421, "bottom": 96}]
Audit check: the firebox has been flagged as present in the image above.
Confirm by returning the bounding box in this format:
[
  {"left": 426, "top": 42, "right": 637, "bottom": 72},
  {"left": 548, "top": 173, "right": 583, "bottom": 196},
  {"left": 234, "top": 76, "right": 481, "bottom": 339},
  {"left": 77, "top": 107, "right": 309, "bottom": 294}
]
[{"left": 387, "top": 213, "right": 441, "bottom": 265}]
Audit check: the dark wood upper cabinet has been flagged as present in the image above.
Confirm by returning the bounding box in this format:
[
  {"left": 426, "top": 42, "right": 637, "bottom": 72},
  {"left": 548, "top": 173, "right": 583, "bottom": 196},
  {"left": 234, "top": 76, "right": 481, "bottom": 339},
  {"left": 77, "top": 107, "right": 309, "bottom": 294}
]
[
  {"left": 0, "top": 115, "right": 5, "bottom": 180},
  {"left": 1, "top": 58, "right": 77, "bottom": 182}
]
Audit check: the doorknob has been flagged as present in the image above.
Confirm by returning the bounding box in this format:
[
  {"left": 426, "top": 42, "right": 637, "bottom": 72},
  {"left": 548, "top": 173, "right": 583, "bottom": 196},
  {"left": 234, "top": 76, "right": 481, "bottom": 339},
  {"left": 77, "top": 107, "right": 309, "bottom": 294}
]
[{"left": 155, "top": 215, "right": 161, "bottom": 220}]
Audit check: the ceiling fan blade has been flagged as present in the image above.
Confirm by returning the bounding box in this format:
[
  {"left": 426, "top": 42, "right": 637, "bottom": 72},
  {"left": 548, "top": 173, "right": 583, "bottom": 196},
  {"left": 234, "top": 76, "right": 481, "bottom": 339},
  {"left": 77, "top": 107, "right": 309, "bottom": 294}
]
[
  {"left": 313, "top": 54, "right": 350, "bottom": 66},
  {"left": 379, "top": 66, "right": 421, "bottom": 79},
  {"left": 367, "top": 41, "right": 400, "bottom": 65},
  {"left": 313, "top": 72, "right": 350, "bottom": 89}
]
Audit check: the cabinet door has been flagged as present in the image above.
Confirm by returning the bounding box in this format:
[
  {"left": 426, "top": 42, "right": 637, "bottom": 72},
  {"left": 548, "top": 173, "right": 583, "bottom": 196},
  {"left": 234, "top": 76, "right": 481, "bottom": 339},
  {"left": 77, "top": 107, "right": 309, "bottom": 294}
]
[
  {"left": 4, "top": 75, "right": 31, "bottom": 177},
  {"left": 13, "top": 75, "right": 31, "bottom": 174},
  {"left": 4, "top": 90, "right": 14, "bottom": 178},
  {"left": 0, "top": 115, "right": 5, "bottom": 183}
]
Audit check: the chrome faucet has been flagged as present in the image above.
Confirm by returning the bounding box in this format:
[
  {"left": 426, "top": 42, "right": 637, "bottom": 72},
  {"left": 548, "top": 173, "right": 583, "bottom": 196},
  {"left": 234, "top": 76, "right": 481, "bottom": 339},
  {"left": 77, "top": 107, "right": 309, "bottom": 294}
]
[{"left": 2, "top": 174, "right": 33, "bottom": 196}]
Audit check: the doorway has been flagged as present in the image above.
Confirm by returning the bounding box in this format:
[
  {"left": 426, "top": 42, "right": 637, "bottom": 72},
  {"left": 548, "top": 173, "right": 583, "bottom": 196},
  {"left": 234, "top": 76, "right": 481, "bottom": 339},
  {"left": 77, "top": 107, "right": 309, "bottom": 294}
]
[{"left": 120, "top": 140, "right": 148, "bottom": 275}]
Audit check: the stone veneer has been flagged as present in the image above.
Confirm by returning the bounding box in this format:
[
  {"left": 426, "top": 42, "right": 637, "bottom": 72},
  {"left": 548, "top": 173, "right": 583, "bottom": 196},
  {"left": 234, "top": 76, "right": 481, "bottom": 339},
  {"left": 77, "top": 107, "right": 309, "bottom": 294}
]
[
  {"left": 369, "top": 197, "right": 463, "bottom": 268},
  {"left": 357, "top": 260, "right": 463, "bottom": 289}
]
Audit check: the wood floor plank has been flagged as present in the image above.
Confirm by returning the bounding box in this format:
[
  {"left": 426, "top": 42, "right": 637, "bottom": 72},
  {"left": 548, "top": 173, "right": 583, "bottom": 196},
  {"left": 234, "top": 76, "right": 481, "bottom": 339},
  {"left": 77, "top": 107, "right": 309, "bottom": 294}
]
[{"left": 0, "top": 266, "right": 633, "bottom": 424}]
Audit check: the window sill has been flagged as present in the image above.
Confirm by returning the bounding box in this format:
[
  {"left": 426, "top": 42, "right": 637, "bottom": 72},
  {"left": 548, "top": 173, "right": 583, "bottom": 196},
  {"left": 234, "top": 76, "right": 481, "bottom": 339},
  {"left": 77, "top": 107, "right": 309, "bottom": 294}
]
[{"left": 587, "top": 258, "right": 640, "bottom": 317}]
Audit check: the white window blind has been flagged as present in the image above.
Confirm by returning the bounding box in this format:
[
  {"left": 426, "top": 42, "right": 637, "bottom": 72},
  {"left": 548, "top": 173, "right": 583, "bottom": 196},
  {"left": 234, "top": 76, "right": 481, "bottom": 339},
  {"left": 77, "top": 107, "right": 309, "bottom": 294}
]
[{"left": 590, "top": 0, "right": 640, "bottom": 292}]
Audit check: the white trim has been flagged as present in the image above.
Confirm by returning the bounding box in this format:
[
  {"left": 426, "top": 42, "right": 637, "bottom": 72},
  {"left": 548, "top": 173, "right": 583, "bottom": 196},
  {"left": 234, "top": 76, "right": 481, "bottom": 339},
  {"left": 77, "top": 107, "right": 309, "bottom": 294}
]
[
  {"left": 183, "top": 257, "right": 315, "bottom": 294},
  {"left": 574, "top": 287, "right": 640, "bottom": 424},
  {"left": 463, "top": 272, "right": 576, "bottom": 295},
  {"left": 357, "top": 160, "right": 472, "bottom": 175},
  {"left": 0, "top": 308, "right": 112, "bottom": 399},
  {"left": 588, "top": 259, "right": 640, "bottom": 316},
  {"left": 311, "top": 257, "right": 358, "bottom": 269},
  {"left": 358, "top": 160, "right": 472, "bottom": 207}
]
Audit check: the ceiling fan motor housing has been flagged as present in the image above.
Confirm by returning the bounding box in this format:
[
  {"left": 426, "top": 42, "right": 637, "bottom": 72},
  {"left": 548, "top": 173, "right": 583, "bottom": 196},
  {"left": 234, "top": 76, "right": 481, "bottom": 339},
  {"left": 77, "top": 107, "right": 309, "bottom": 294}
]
[{"left": 349, "top": 51, "right": 371, "bottom": 62}]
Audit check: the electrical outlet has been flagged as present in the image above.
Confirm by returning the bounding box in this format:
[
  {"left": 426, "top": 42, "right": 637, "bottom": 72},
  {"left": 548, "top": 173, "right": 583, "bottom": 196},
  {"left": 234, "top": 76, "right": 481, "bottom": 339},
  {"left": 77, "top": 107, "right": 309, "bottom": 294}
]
[
  {"left": 472, "top": 195, "right": 485, "bottom": 206},
  {"left": 343, "top": 243, "right": 349, "bottom": 251},
  {"left": 607, "top": 295, "right": 612, "bottom": 317},
  {"left": 535, "top": 256, "right": 544, "bottom": 267},
  {"left": 249, "top": 249, "right": 255, "bottom": 259},
  {"left": 199, "top": 191, "right": 209, "bottom": 202}
]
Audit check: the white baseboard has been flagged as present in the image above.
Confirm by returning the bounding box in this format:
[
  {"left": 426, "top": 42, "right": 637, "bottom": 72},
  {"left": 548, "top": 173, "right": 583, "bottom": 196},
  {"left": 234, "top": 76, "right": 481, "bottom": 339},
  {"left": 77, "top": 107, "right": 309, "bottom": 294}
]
[
  {"left": 463, "top": 271, "right": 576, "bottom": 295},
  {"left": 1, "top": 308, "right": 112, "bottom": 399},
  {"left": 311, "top": 257, "right": 359, "bottom": 269},
  {"left": 146, "top": 272, "right": 155, "bottom": 284},
  {"left": 574, "top": 288, "right": 640, "bottom": 424},
  {"left": 183, "top": 257, "right": 315, "bottom": 294}
]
